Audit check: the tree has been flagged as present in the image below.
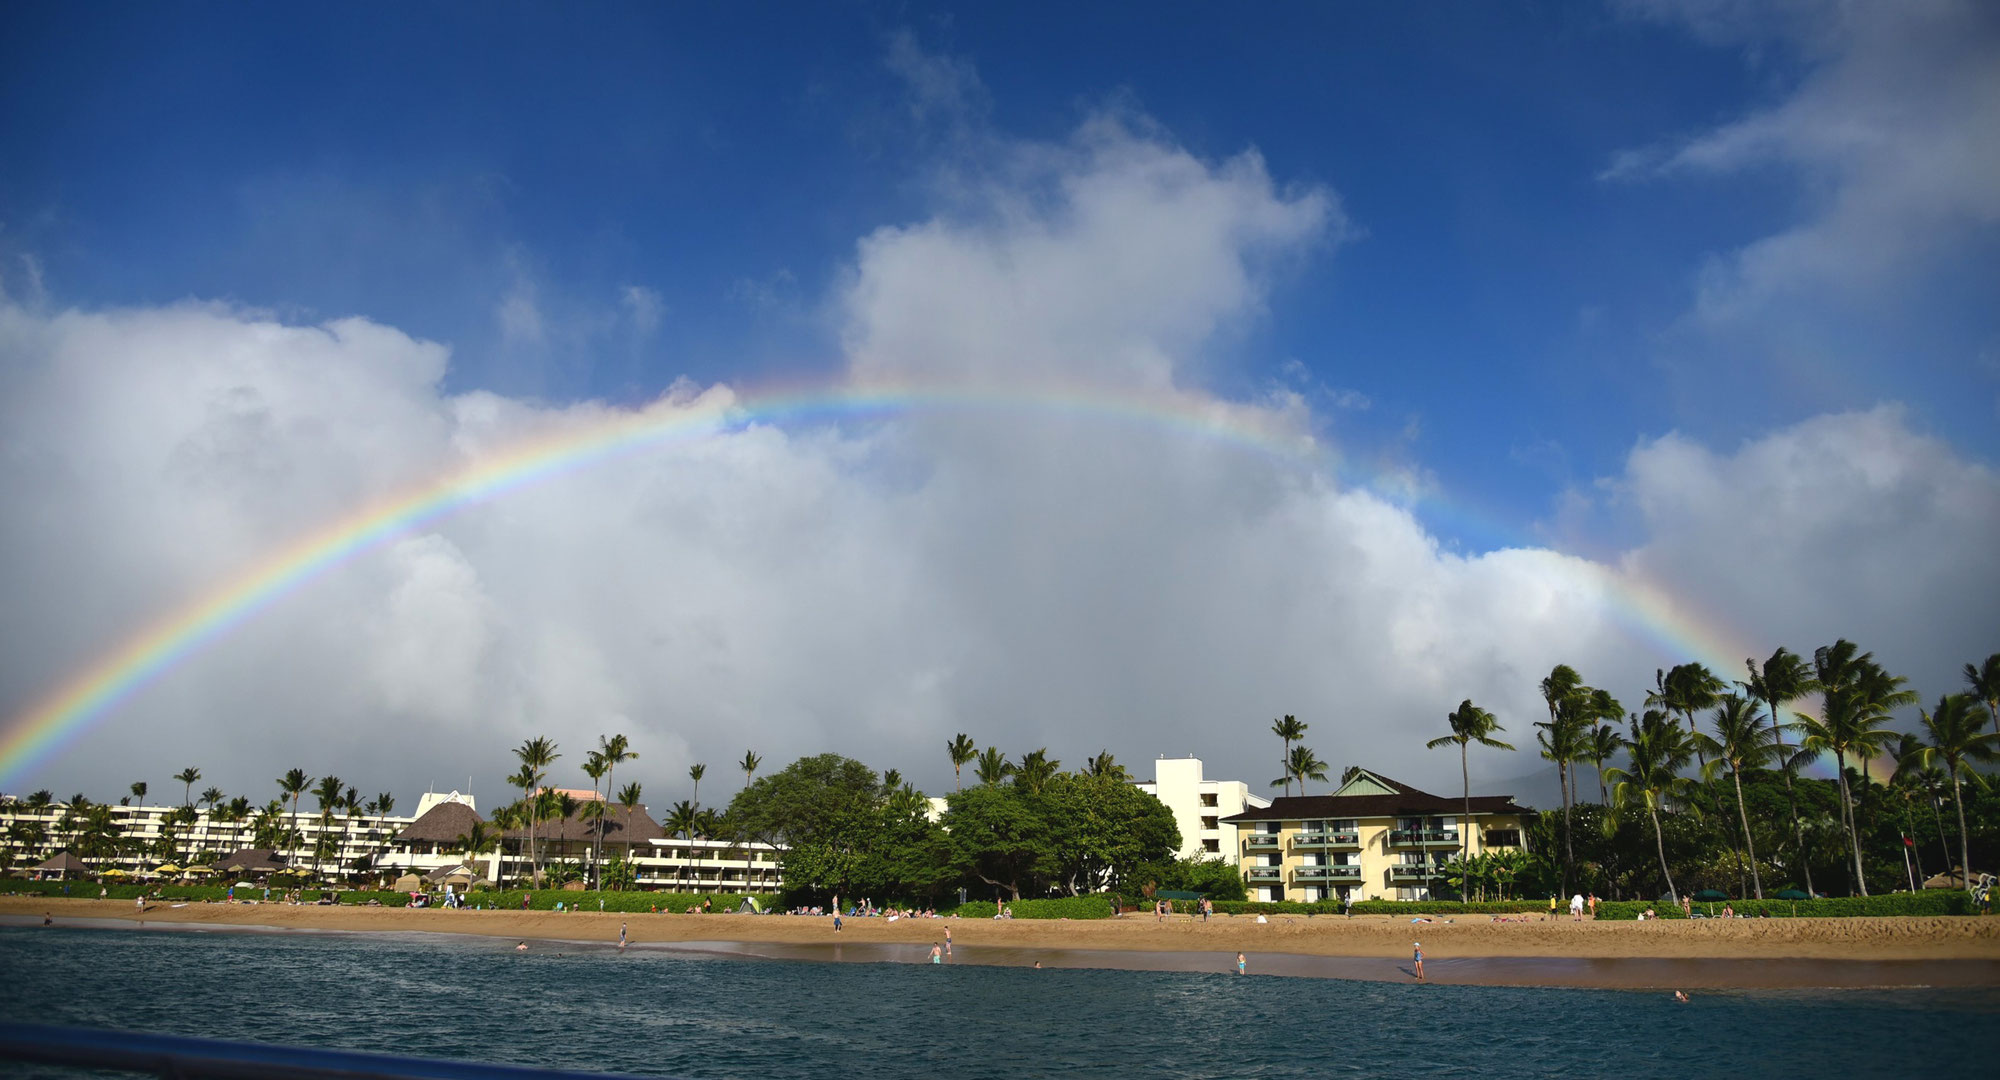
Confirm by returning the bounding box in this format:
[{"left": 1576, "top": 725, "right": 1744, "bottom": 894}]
[
  {"left": 1605, "top": 710, "right": 1699, "bottom": 902},
  {"left": 276, "top": 769, "right": 312, "bottom": 870},
  {"left": 1083, "top": 750, "right": 1128, "bottom": 780},
  {"left": 1745, "top": 646, "right": 1819, "bottom": 896},
  {"left": 1964, "top": 654, "right": 2000, "bottom": 739},
  {"left": 450, "top": 822, "right": 503, "bottom": 881},
  {"left": 312, "top": 775, "right": 344, "bottom": 880},
  {"left": 1270, "top": 716, "right": 1306, "bottom": 797},
  {"left": 974, "top": 747, "right": 1013, "bottom": 787},
  {"left": 1270, "top": 744, "right": 1329, "bottom": 795},
  {"left": 689, "top": 763, "right": 707, "bottom": 810},
  {"left": 1015, "top": 749, "right": 1060, "bottom": 793},
  {"left": 740, "top": 749, "right": 762, "bottom": 796},
  {"left": 663, "top": 801, "right": 699, "bottom": 888},
  {"left": 1904, "top": 694, "right": 1999, "bottom": 889},
  {"left": 727, "top": 754, "right": 884, "bottom": 901},
  {"left": 1798, "top": 642, "right": 1907, "bottom": 896},
  {"left": 1586, "top": 723, "right": 1620, "bottom": 805},
  {"left": 582, "top": 751, "right": 608, "bottom": 889},
  {"left": 947, "top": 734, "right": 976, "bottom": 790},
  {"left": 512, "top": 737, "right": 560, "bottom": 885},
  {"left": 1427, "top": 699, "right": 1513, "bottom": 858},
  {"left": 129, "top": 781, "right": 147, "bottom": 807},
  {"left": 1709, "top": 694, "right": 1777, "bottom": 898},
  {"left": 173, "top": 768, "right": 201, "bottom": 813},
  {"left": 616, "top": 782, "right": 643, "bottom": 885}
]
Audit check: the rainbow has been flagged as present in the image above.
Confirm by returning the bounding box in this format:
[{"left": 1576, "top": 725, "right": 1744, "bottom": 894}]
[{"left": 0, "top": 377, "right": 1785, "bottom": 790}]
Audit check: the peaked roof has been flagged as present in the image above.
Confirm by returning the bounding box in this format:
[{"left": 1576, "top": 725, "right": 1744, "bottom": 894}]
[
  {"left": 32, "top": 851, "right": 88, "bottom": 872},
  {"left": 395, "top": 800, "right": 484, "bottom": 845},
  {"left": 1220, "top": 770, "right": 1531, "bottom": 823},
  {"left": 505, "top": 805, "right": 664, "bottom": 844},
  {"left": 213, "top": 848, "right": 289, "bottom": 872}
]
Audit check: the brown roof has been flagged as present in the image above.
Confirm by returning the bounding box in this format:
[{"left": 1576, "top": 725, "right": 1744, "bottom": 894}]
[
  {"left": 1220, "top": 773, "right": 1531, "bottom": 824},
  {"left": 214, "top": 848, "right": 289, "bottom": 872},
  {"left": 395, "top": 800, "right": 484, "bottom": 844},
  {"left": 32, "top": 851, "right": 89, "bottom": 872},
  {"left": 506, "top": 805, "right": 664, "bottom": 844}
]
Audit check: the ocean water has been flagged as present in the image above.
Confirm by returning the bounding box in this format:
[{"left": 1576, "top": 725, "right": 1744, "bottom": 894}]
[{"left": 1, "top": 925, "right": 1995, "bottom": 1078}]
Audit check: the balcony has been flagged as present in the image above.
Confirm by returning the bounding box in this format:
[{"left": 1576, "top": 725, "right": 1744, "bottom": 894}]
[
  {"left": 1246, "top": 867, "right": 1283, "bottom": 881},
  {"left": 1389, "top": 865, "right": 1445, "bottom": 881},
  {"left": 1388, "top": 830, "right": 1461, "bottom": 848},
  {"left": 1245, "top": 835, "right": 1280, "bottom": 849},
  {"left": 1294, "top": 865, "right": 1362, "bottom": 881},
  {"left": 1292, "top": 831, "right": 1361, "bottom": 851}
]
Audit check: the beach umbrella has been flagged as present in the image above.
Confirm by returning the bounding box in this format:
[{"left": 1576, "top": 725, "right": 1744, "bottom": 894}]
[
  {"left": 1774, "top": 889, "right": 1810, "bottom": 900},
  {"left": 100, "top": 868, "right": 130, "bottom": 878},
  {"left": 183, "top": 866, "right": 215, "bottom": 875},
  {"left": 155, "top": 864, "right": 183, "bottom": 874}
]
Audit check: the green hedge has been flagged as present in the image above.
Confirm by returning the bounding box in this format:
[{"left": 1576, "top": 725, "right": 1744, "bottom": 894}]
[
  {"left": 0, "top": 880, "right": 417, "bottom": 906},
  {"left": 1594, "top": 892, "right": 1973, "bottom": 920},
  {"left": 463, "top": 889, "right": 780, "bottom": 913},
  {"left": 943, "top": 897, "right": 1114, "bottom": 920}
]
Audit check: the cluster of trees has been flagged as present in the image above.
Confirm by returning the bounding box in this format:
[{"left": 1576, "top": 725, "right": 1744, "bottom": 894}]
[
  {"left": 725, "top": 747, "right": 1185, "bottom": 904},
  {"left": 1420, "top": 644, "right": 1999, "bottom": 902}
]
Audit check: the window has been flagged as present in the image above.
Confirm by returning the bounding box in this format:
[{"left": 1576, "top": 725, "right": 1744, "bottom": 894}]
[
  {"left": 1486, "top": 829, "right": 1521, "bottom": 847},
  {"left": 1201, "top": 816, "right": 1218, "bottom": 830},
  {"left": 1200, "top": 793, "right": 1218, "bottom": 807},
  {"left": 1203, "top": 838, "right": 1220, "bottom": 853}
]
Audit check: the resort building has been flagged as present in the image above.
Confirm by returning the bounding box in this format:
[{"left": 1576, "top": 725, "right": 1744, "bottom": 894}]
[
  {"left": 1132, "top": 756, "right": 1271, "bottom": 865},
  {"left": 1220, "top": 768, "right": 1532, "bottom": 902}
]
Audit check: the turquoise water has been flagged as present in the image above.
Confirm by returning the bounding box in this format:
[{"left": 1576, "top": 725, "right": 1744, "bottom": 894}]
[{"left": 2, "top": 926, "right": 1996, "bottom": 1078}]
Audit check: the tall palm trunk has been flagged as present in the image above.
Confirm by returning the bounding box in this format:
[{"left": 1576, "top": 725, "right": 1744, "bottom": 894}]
[
  {"left": 1767, "top": 700, "right": 1815, "bottom": 896},
  {"left": 1649, "top": 802, "right": 1676, "bottom": 902},
  {"left": 1835, "top": 752, "right": 1868, "bottom": 896},
  {"left": 1731, "top": 767, "right": 1763, "bottom": 898},
  {"left": 1950, "top": 772, "right": 1971, "bottom": 889}
]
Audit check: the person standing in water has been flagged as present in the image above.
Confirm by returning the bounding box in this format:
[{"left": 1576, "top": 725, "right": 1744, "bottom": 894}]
[
  {"left": 618, "top": 923, "right": 627, "bottom": 949},
  {"left": 1235, "top": 952, "right": 1246, "bottom": 975},
  {"left": 1412, "top": 941, "right": 1425, "bottom": 981},
  {"left": 929, "top": 943, "right": 943, "bottom": 964},
  {"left": 944, "top": 926, "right": 952, "bottom": 955}
]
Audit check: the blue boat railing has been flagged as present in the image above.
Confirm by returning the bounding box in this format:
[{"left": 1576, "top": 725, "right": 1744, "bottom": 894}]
[{"left": 0, "top": 1022, "right": 673, "bottom": 1080}]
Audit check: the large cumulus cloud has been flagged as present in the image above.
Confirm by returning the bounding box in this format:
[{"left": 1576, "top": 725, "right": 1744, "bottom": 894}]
[{"left": 2, "top": 113, "right": 1993, "bottom": 813}]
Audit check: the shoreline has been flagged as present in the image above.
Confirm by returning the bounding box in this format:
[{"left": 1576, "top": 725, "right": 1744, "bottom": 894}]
[{"left": 8, "top": 898, "right": 1999, "bottom": 989}]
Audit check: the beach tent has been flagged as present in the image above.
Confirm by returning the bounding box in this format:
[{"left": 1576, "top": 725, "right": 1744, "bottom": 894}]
[
  {"left": 30, "top": 851, "right": 89, "bottom": 881},
  {"left": 1921, "top": 870, "right": 1989, "bottom": 890},
  {"left": 735, "top": 897, "right": 763, "bottom": 914},
  {"left": 391, "top": 873, "right": 423, "bottom": 894}
]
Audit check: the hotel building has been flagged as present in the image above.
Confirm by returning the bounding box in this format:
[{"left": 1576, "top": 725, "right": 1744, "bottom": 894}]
[
  {"left": 1220, "top": 768, "right": 1531, "bottom": 901},
  {"left": 1132, "top": 756, "right": 1270, "bottom": 865}
]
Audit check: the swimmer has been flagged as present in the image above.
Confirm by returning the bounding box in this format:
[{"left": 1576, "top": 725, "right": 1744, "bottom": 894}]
[
  {"left": 1674, "top": 990, "right": 1689, "bottom": 1003},
  {"left": 515, "top": 941, "right": 528, "bottom": 951}
]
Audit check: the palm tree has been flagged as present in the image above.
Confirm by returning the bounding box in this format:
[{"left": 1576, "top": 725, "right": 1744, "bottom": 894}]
[
  {"left": 513, "top": 737, "right": 560, "bottom": 884},
  {"left": 1276, "top": 744, "right": 1329, "bottom": 796},
  {"left": 616, "top": 782, "right": 643, "bottom": 887},
  {"left": 582, "top": 751, "right": 608, "bottom": 889},
  {"left": 1798, "top": 644, "right": 1906, "bottom": 895},
  {"left": 689, "top": 763, "right": 706, "bottom": 809},
  {"left": 974, "top": 747, "right": 1013, "bottom": 786},
  {"left": 129, "top": 781, "right": 147, "bottom": 807},
  {"left": 312, "top": 775, "right": 343, "bottom": 880},
  {"left": 1083, "top": 750, "right": 1127, "bottom": 780},
  {"left": 1271, "top": 716, "right": 1306, "bottom": 797},
  {"left": 194, "top": 786, "right": 223, "bottom": 862},
  {"left": 1606, "top": 711, "right": 1699, "bottom": 902},
  {"left": 1745, "top": 646, "right": 1819, "bottom": 896},
  {"left": 1427, "top": 699, "right": 1513, "bottom": 858},
  {"left": 276, "top": 769, "right": 311, "bottom": 869},
  {"left": 173, "top": 768, "right": 201, "bottom": 814},
  {"left": 1710, "top": 694, "right": 1777, "bottom": 898},
  {"left": 1904, "top": 694, "right": 1999, "bottom": 890},
  {"left": 1962, "top": 654, "right": 2000, "bottom": 739},
  {"left": 946, "top": 734, "right": 976, "bottom": 790},
  {"left": 1015, "top": 749, "right": 1060, "bottom": 793},
  {"left": 1649, "top": 662, "right": 1726, "bottom": 771},
  {"left": 1586, "top": 723, "right": 1620, "bottom": 805},
  {"left": 664, "top": 800, "right": 699, "bottom": 888},
  {"left": 450, "top": 821, "right": 503, "bottom": 882}
]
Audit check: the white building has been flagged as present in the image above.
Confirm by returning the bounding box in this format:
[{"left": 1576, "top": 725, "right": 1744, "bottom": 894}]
[{"left": 1133, "top": 756, "right": 1269, "bottom": 865}]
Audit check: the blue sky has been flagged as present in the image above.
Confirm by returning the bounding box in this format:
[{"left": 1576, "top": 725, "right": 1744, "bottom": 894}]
[
  {"left": 2, "top": 2, "right": 1996, "bottom": 800},
  {"left": 9, "top": 2, "right": 1990, "bottom": 552}
]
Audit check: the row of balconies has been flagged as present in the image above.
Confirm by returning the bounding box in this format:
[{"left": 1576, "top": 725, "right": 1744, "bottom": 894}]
[
  {"left": 1245, "top": 864, "right": 1443, "bottom": 882},
  {"left": 1244, "top": 830, "right": 1461, "bottom": 851}
]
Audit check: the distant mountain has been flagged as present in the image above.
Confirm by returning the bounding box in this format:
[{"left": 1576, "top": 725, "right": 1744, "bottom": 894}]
[{"left": 1475, "top": 762, "right": 1564, "bottom": 813}]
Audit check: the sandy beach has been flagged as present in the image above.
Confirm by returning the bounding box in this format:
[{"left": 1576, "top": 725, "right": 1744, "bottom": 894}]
[{"left": 10, "top": 897, "right": 1999, "bottom": 984}]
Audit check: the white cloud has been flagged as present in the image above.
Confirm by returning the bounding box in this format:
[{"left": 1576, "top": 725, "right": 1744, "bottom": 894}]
[
  {"left": 1609, "top": 0, "right": 2000, "bottom": 323},
  {"left": 2, "top": 109, "right": 1992, "bottom": 814},
  {"left": 620, "top": 286, "right": 664, "bottom": 337}
]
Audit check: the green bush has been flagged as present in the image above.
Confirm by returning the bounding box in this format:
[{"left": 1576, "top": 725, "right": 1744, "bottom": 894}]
[
  {"left": 943, "top": 897, "right": 1114, "bottom": 920},
  {"left": 463, "top": 889, "right": 780, "bottom": 913},
  {"left": 0, "top": 879, "right": 416, "bottom": 906},
  {"left": 1594, "top": 892, "right": 1973, "bottom": 920}
]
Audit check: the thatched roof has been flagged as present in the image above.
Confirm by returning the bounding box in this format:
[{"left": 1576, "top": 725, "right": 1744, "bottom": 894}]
[
  {"left": 396, "top": 800, "right": 484, "bottom": 845},
  {"left": 507, "top": 805, "right": 664, "bottom": 844},
  {"left": 423, "top": 862, "right": 486, "bottom": 885},
  {"left": 1223, "top": 772, "right": 1531, "bottom": 824},
  {"left": 214, "top": 848, "right": 288, "bottom": 873},
  {"left": 32, "top": 851, "right": 88, "bottom": 873}
]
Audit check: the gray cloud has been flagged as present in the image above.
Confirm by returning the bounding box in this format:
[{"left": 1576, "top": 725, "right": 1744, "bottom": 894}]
[{"left": 2, "top": 112, "right": 1992, "bottom": 819}]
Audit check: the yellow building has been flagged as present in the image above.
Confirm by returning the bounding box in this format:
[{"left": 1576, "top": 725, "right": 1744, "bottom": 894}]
[{"left": 1220, "top": 769, "right": 1532, "bottom": 902}]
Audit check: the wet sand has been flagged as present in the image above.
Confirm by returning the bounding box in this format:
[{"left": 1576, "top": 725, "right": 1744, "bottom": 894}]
[{"left": 7, "top": 898, "right": 1997, "bottom": 988}]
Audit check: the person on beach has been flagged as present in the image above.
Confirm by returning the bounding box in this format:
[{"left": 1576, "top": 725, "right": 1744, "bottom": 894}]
[
  {"left": 944, "top": 926, "right": 952, "bottom": 955},
  {"left": 1548, "top": 895, "right": 1557, "bottom": 919},
  {"left": 930, "top": 943, "right": 943, "bottom": 964},
  {"left": 619, "top": 923, "right": 628, "bottom": 949},
  {"left": 1587, "top": 894, "right": 1597, "bottom": 918},
  {"left": 1570, "top": 893, "right": 1584, "bottom": 920},
  {"left": 1236, "top": 952, "right": 1246, "bottom": 975},
  {"left": 42, "top": 913, "right": 52, "bottom": 926},
  {"left": 1412, "top": 942, "right": 1425, "bottom": 981},
  {"left": 1201, "top": 898, "right": 1211, "bottom": 922},
  {"left": 833, "top": 910, "right": 843, "bottom": 932}
]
